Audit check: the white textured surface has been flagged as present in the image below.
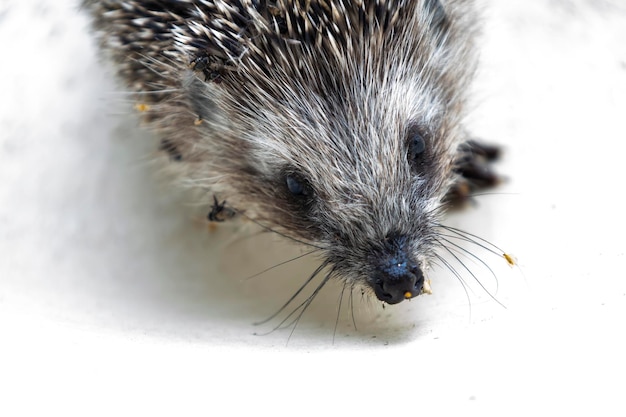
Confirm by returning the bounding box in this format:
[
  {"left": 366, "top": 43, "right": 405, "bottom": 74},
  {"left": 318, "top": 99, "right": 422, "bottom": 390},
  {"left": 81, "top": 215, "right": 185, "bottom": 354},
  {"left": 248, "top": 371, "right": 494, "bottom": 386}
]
[{"left": 1, "top": 0, "right": 626, "bottom": 415}]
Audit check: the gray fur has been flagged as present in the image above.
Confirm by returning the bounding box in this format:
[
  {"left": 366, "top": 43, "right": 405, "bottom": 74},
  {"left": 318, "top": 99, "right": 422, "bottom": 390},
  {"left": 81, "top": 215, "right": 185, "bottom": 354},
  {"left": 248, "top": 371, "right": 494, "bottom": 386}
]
[{"left": 84, "top": 0, "right": 479, "bottom": 300}]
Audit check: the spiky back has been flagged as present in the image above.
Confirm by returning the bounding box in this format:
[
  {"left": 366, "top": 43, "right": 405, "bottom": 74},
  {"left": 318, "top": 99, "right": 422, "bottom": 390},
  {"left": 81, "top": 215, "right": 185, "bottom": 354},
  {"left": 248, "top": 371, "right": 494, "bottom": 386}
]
[{"left": 85, "top": 0, "right": 475, "bottom": 128}]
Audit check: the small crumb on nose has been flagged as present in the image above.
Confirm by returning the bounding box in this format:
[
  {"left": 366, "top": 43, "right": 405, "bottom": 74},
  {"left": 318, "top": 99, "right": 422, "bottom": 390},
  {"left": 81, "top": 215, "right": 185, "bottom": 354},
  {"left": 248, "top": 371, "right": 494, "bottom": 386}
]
[{"left": 404, "top": 291, "right": 412, "bottom": 299}]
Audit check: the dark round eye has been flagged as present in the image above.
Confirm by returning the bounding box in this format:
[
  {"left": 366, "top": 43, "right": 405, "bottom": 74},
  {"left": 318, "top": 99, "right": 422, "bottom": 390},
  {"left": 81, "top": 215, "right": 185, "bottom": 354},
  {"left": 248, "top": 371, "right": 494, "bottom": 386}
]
[
  {"left": 408, "top": 132, "right": 426, "bottom": 161},
  {"left": 286, "top": 175, "right": 308, "bottom": 196}
]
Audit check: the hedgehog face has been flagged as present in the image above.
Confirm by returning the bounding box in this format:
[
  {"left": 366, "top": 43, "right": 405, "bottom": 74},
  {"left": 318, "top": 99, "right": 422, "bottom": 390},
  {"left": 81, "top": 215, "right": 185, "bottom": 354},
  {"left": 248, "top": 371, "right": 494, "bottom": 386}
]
[
  {"left": 84, "top": 0, "right": 477, "bottom": 305},
  {"left": 185, "top": 0, "right": 475, "bottom": 304},
  {"left": 219, "top": 74, "right": 458, "bottom": 303}
]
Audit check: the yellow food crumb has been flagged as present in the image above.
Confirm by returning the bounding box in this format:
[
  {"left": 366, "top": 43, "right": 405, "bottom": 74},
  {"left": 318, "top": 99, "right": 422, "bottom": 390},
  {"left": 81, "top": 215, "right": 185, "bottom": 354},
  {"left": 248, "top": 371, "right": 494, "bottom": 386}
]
[
  {"left": 503, "top": 253, "right": 517, "bottom": 267},
  {"left": 404, "top": 291, "right": 413, "bottom": 299},
  {"left": 134, "top": 103, "right": 150, "bottom": 112}
]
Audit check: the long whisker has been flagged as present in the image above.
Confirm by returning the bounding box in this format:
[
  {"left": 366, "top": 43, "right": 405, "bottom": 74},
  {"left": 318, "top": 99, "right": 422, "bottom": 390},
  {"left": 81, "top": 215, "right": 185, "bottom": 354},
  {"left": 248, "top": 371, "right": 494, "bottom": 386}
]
[
  {"left": 253, "top": 259, "right": 330, "bottom": 326},
  {"left": 244, "top": 249, "right": 321, "bottom": 281},
  {"left": 255, "top": 267, "right": 335, "bottom": 340},
  {"left": 333, "top": 280, "right": 348, "bottom": 344},
  {"left": 349, "top": 282, "right": 358, "bottom": 332},
  {"left": 432, "top": 252, "right": 472, "bottom": 319},
  {"left": 438, "top": 236, "right": 500, "bottom": 295},
  {"left": 464, "top": 192, "right": 519, "bottom": 198},
  {"left": 438, "top": 231, "right": 503, "bottom": 259},
  {"left": 102, "top": 88, "right": 184, "bottom": 97},
  {"left": 284, "top": 268, "right": 335, "bottom": 343},
  {"left": 233, "top": 209, "right": 326, "bottom": 250},
  {"left": 436, "top": 239, "right": 506, "bottom": 309},
  {"left": 435, "top": 223, "right": 507, "bottom": 257}
]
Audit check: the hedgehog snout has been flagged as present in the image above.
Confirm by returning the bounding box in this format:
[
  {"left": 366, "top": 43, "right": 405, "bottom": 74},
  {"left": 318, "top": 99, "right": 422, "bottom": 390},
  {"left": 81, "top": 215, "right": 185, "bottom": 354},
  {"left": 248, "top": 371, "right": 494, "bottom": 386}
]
[{"left": 371, "top": 235, "right": 425, "bottom": 304}]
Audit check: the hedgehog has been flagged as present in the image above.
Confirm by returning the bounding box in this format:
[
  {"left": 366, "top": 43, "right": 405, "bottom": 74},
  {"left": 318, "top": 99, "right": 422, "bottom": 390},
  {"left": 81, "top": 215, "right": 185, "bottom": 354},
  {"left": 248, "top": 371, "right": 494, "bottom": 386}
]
[{"left": 83, "top": 0, "right": 500, "bottom": 310}]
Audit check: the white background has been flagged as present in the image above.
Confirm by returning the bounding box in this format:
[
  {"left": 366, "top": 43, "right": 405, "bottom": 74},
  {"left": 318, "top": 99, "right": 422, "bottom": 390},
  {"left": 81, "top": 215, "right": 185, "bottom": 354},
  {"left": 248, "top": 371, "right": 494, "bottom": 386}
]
[{"left": 1, "top": 0, "right": 625, "bottom": 415}]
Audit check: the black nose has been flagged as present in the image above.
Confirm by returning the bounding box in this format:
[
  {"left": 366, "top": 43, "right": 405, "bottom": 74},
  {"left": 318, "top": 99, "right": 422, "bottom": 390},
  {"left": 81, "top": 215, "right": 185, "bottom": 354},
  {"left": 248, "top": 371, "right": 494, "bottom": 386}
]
[
  {"left": 372, "top": 236, "right": 425, "bottom": 304},
  {"left": 373, "top": 267, "right": 424, "bottom": 304}
]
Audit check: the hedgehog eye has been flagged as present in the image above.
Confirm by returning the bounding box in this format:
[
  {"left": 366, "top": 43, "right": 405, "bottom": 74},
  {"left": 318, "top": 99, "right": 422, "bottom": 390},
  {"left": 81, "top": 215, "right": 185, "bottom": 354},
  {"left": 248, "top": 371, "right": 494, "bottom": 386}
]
[
  {"left": 408, "top": 131, "right": 426, "bottom": 162},
  {"left": 409, "top": 134, "right": 426, "bottom": 159},
  {"left": 286, "top": 175, "right": 310, "bottom": 196}
]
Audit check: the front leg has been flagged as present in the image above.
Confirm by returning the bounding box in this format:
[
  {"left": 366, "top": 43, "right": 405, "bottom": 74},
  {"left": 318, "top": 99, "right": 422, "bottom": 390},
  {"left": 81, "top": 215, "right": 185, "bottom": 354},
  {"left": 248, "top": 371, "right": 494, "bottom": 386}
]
[{"left": 445, "top": 140, "right": 502, "bottom": 206}]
